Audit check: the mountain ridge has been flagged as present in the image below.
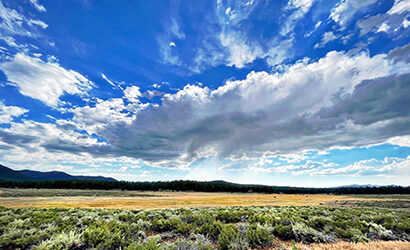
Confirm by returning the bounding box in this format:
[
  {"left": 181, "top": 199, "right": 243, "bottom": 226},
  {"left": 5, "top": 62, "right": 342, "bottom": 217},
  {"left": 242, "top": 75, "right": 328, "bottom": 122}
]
[{"left": 0, "top": 164, "right": 116, "bottom": 182}]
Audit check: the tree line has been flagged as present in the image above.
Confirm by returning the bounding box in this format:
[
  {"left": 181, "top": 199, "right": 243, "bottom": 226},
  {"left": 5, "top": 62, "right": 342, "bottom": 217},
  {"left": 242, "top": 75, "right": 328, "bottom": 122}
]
[{"left": 0, "top": 179, "right": 408, "bottom": 194}]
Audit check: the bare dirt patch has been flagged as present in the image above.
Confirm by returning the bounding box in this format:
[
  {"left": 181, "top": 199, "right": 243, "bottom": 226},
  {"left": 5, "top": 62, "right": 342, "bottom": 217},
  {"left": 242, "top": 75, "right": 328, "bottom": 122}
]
[{"left": 289, "top": 240, "right": 410, "bottom": 250}]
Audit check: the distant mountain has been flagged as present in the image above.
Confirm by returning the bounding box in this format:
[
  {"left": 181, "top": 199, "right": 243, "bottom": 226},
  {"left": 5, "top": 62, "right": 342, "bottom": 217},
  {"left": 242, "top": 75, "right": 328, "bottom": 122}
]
[
  {"left": 0, "top": 164, "right": 116, "bottom": 182},
  {"left": 335, "top": 184, "right": 403, "bottom": 188}
]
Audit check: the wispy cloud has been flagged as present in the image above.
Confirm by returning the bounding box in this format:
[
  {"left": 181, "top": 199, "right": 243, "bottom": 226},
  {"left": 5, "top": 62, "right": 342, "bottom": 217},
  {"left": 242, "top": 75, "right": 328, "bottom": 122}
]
[{"left": 0, "top": 53, "right": 93, "bottom": 107}]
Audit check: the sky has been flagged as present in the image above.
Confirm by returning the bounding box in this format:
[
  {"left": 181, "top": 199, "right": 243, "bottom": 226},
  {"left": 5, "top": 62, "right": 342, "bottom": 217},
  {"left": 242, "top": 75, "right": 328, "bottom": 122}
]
[{"left": 0, "top": 0, "right": 409, "bottom": 187}]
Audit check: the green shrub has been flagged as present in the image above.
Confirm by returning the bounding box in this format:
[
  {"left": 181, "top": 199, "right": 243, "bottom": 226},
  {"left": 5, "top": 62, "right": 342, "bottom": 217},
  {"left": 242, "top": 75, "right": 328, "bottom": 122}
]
[
  {"left": 218, "top": 224, "right": 240, "bottom": 250},
  {"left": 0, "top": 205, "right": 408, "bottom": 249},
  {"left": 34, "top": 230, "right": 82, "bottom": 250},
  {"left": 198, "top": 221, "right": 223, "bottom": 240},
  {"left": 125, "top": 235, "right": 161, "bottom": 250},
  {"left": 216, "top": 210, "right": 242, "bottom": 223},
  {"left": 343, "top": 228, "right": 370, "bottom": 243},
  {"left": 82, "top": 221, "right": 129, "bottom": 249},
  {"left": 246, "top": 223, "right": 274, "bottom": 248},
  {"left": 273, "top": 224, "right": 293, "bottom": 240},
  {"left": 165, "top": 235, "right": 214, "bottom": 250},
  {"left": 292, "top": 222, "right": 325, "bottom": 243}
]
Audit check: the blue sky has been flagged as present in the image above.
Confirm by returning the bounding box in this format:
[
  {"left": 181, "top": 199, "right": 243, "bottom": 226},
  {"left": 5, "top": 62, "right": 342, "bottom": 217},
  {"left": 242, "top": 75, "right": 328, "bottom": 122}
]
[{"left": 0, "top": 0, "right": 409, "bottom": 187}]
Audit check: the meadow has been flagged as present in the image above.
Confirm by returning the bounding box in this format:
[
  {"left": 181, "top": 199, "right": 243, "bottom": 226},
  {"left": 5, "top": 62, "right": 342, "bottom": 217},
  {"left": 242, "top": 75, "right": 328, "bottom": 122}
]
[
  {"left": 0, "top": 189, "right": 409, "bottom": 249},
  {"left": 1, "top": 188, "right": 408, "bottom": 210}
]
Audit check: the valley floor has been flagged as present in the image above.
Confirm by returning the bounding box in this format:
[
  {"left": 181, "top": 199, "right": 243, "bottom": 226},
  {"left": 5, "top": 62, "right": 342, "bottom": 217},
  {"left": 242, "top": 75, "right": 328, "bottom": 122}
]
[
  {"left": 0, "top": 188, "right": 409, "bottom": 210},
  {"left": 0, "top": 189, "right": 408, "bottom": 249}
]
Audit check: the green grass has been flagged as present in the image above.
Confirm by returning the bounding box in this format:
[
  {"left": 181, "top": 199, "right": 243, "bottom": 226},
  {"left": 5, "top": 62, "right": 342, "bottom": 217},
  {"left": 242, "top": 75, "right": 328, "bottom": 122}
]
[{"left": 0, "top": 206, "right": 408, "bottom": 249}]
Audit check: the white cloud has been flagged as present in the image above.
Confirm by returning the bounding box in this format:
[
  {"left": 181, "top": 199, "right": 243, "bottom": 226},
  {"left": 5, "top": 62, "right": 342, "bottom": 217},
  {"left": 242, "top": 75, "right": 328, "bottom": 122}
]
[
  {"left": 68, "top": 49, "right": 408, "bottom": 166},
  {"left": 213, "top": 0, "right": 295, "bottom": 68},
  {"left": 0, "top": 0, "right": 47, "bottom": 37},
  {"left": 0, "top": 102, "right": 28, "bottom": 124},
  {"left": 29, "top": 0, "right": 46, "bottom": 12},
  {"left": 169, "top": 18, "right": 185, "bottom": 40},
  {"left": 157, "top": 36, "right": 181, "bottom": 66},
  {"left": 101, "top": 73, "right": 123, "bottom": 90},
  {"left": 0, "top": 36, "right": 25, "bottom": 49},
  {"left": 356, "top": 0, "right": 409, "bottom": 37},
  {"left": 330, "top": 0, "right": 378, "bottom": 27},
  {"left": 123, "top": 86, "right": 142, "bottom": 102},
  {"left": 305, "top": 157, "right": 410, "bottom": 177},
  {"left": 70, "top": 98, "right": 134, "bottom": 134},
  {"left": 282, "top": 0, "right": 316, "bottom": 35},
  {"left": 161, "top": 0, "right": 309, "bottom": 72},
  {"left": 314, "top": 31, "right": 339, "bottom": 48},
  {"left": 118, "top": 166, "right": 128, "bottom": 172},
  {"left": 219, "top": 32, "right": 263, "bottom": 68},
  {"left": 101, "top": 73, "right": 115, "bottom": 87},
  {"left": 387, "top": 0, "right": 410, "bottom": 15},
  {"left": 377, "top": 22, "right": 390, "bottom": 33},
  {"left": 388, "top": 135, "right": 410, "bottom": 147},
  {"left": 27, "top": 19, "right": 48, "bottom": 29},
  {"left": 1, "top": 48, "right": 409, "bottom": 171},
  {"left": 0, "top": 53, "right": 93, "bottom": 107}
]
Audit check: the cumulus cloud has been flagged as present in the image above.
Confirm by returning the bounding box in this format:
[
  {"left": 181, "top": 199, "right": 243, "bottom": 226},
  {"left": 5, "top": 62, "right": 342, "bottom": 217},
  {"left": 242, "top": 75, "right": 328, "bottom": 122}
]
[
  {"left": 0, "top": 102, "right": 28, "bottom": 123},
  {"left": 123, "top": 86, "right": 142, "bottom": 102},
  {"left": 70, "top": 98, "right": 134, "bottom": 134},
  {"left": 0, "top": 53, "right": 93, "bottom": 107},
  {"left": 1, "top": 46, "right": 409, "bottom": 170},
  {"left": 51, "top": 48, "right": 409, "bottom": 167}
]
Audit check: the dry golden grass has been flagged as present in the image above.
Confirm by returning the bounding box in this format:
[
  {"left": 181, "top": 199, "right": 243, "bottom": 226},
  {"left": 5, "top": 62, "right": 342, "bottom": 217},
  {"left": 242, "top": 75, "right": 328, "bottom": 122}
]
[
  {"left": 0, "top": 190, "right": 387, "bottom": 209},
  {"left": 290, "top": 240, "right": 410, "bottom": 250}
]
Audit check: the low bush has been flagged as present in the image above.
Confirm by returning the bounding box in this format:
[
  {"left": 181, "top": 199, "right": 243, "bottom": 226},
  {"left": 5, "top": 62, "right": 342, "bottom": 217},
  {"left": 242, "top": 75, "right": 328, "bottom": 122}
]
[
  {"left": 218, "top": 224, "right": 240, "bottom": 250},
  {"left": 0, "top": 206, "right": 408, "bottom": 249},
  {"left": 246, "top": 223, "right": 274, "bottom": 248},
  {"left": 34, "top": 230, "right": 82, "bottom": 250}
]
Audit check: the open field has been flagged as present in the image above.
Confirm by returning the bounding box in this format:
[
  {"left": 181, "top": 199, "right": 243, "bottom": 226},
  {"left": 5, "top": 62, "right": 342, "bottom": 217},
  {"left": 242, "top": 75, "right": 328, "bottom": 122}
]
[
  {"left": 1, "top": 188, "right": 409, "bottom": 210},
  {"left": 0, "top": 205, "right": 409, "bottom": 249},
  {"left": 0, "top": 189, "right": 408, "bottom": 249}
]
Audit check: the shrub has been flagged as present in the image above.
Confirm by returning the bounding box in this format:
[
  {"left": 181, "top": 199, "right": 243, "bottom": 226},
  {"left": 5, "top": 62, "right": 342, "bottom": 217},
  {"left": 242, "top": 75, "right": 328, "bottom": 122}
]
[
  {"left": 218, "top": 224, "right": 240, "bottom": 250},
  {"left": 34, "top": 230, "right": 82, "bottom": 250},
  {"left": 166, "top": 235, "right": 214, "bottom": 250},
  {"left": 0, "top": 205, "right": 409, "bottom": 249},
  {"left": 125, "top": 235, "right": 161, "bottom": 250},
  {"left": 273, "top": 224, "right": 293, "bottom": 240},
  {"left": 343, "top": 228, "right": 370, "bottom": 243},
  {"left": 246, "top": 223, "right": 274, "bottom": 248},
  {"left": 367, "top": 222, "right": 395, "bottom": 240},
  {"left": 198, "top": 221, "right": 223, "bottom": 240},
  {"left": 292, "top": 222, "right": 325, "bottom": 243},
  {"left": 82, "top": 221, "right": 129, "bottom": 249}
]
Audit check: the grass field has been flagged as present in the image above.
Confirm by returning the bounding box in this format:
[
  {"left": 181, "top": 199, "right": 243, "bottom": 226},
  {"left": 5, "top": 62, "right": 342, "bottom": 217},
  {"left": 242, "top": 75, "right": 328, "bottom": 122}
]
[
  {"left": 1, "top": 188, "right": 408, "bottom": 210},
  {"left": 0, "top": 205, "right": 409, "bottom": 249},
  {"left": 0, "top": 188, "right": 409, "bottom": 249}
]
